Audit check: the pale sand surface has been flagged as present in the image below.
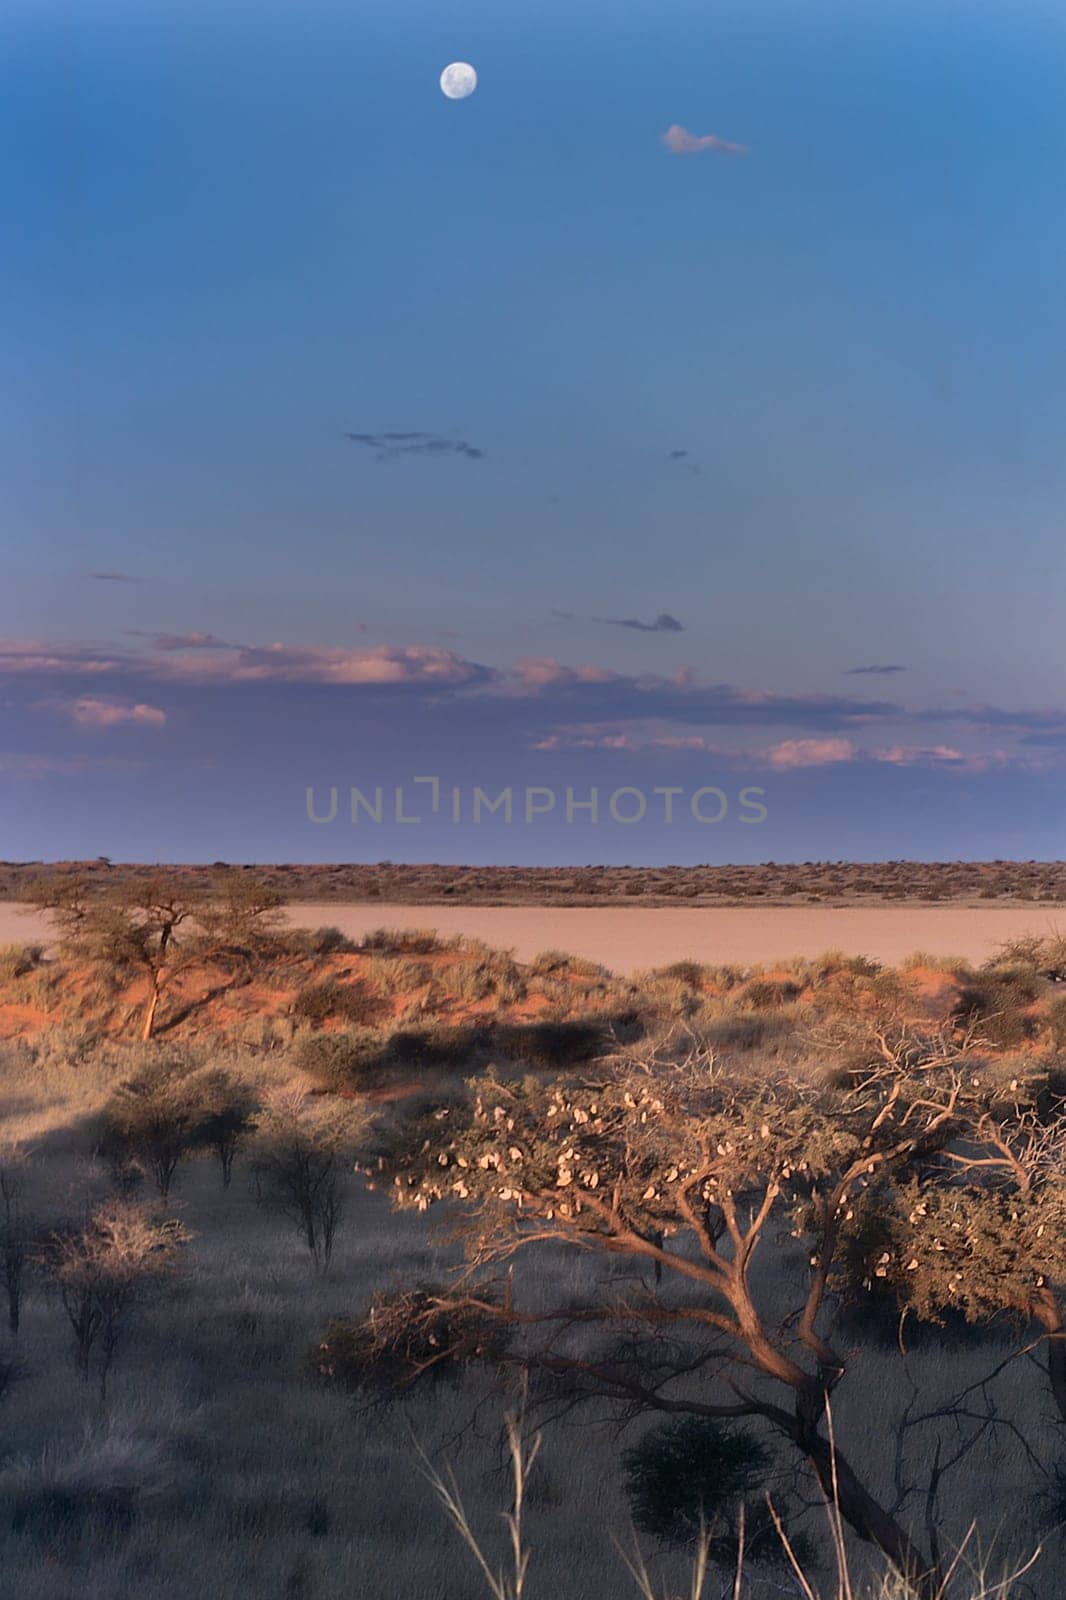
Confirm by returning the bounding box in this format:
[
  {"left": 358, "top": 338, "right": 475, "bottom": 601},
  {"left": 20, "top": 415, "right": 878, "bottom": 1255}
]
[{"left": 3, "top": 901, "right": 1063, "bottom": 975}]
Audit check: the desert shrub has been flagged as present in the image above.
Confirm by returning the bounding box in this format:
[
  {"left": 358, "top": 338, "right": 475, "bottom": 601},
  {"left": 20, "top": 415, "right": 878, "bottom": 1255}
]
[
  {"left": 251, "top": 1094, "right": 356, "bottom": 1268},
  {"left": 700, "top": 1011, "right": 798, "bottom": 1053},
  {"left": 363, "top": 955, "right": 433, "bottom": 996},
  {"left": 567, "top": 953, "right": 612, "bottom": 979},
  {"left": 529, "top": 949, "right": 576, "bottom": 977},
  {"left": 529, "top": 975, "right": 581, "bottom": 1009},
  {"left": 901, "top": 951, "right": 976, "bottom": 979},
  {"left": 437, "top": 954, "right": 527, "bottom": 1006},
  {"left": 288, "top": 925, "right": 357, "bottom": 956},
  {"left": 359, "top": 927, "right": 451, "bottom": 955},
  {"left": 703, "top": 963, "right": 749, "bottom": 991},
  {"left": 739, "top": 976, "right": 802, "bottom": 1010},
  {"left": 0, "top": 942, "right": 44, "bottom": 983},
  {"left": 314, "top": 1285, "right": 508, "bottom": 1392},
  {"left": 790, "top": 950, "right": 882, "bottom": 984},
  {"left": 651, "top": 960, "right": 707, "bottom": 989},
  {"left": 292, "top": 1027, "right": 387, "bottom": 1090},
  {"left": 188, "top": 1068, "right": 259, "bottom": 1185},
  {"left": 44, "top": 1200, "right": 187, "bottom": 1399},
  {"left": 99, "top": 1055, "right": 205, "bottom": 1202},
  {"left": 988, "top": 934, "right": 1046, "bottom": 966},
  {"left": 996, "top": 934, "right": 1066, "bottom": 981},
  {"left": 859, "top": 968, "right": 911, "bottom": 1009},
  {"left": 1038, "top": 938, "right": 1066, "bottom": 981},
  {"left": 623, "top": 1416, "right": 789, "bottom": 1563},
  {"left": 953, "top": 978, "right": 1038, "bottom": 1048},
  {"left": 528, "top": 949, "right": 610, "bottom": 981},
  {"left": 978, "top": 960, "right": 1045, "bottom": 1001},
  {"left": 291, "top": 977, "right": 384, "bottom": 1027}
]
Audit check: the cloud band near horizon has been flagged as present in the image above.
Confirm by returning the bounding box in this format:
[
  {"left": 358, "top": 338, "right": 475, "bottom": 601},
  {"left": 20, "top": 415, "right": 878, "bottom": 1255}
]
[{"left": 1, "top": 630, "right": 1064, "bottom": 777}]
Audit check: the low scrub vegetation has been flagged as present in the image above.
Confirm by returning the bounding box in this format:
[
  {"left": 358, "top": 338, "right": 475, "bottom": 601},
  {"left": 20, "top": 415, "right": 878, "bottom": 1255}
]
[
  {"left": 0, "top": 943, "right": 44, "bottom": 984},
  {"left": 3, "top": 922, "right": 1066, "bottom": 1596},
  {"left": 9, "top": 858, "right": 1066, "bottom": 905},
  {"left": 291, "top": 976, "right": 385, "bottom": 1028}
]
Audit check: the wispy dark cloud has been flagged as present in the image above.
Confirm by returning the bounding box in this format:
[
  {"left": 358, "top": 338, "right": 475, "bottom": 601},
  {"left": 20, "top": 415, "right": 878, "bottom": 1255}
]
[
  {"left": 553, "top": 609, "right": 685, "bottom": 634},
  {"left": 344, "top": 431, "right": 485, "bottom": 462},
  {"left": 90, "top": 570, "right": 139, "bottom": 583},
  {"left": 601, "top": 612, "right": 684, "bottom": 634},
  {"left": 844, "top": 664, "right": 908, "bottom": 676},
  {"left": 126, "top": 631, "right": 233, "bottom": 652},
  {"left": 662, "top": 124, "right": 748, "bottom": 157}
]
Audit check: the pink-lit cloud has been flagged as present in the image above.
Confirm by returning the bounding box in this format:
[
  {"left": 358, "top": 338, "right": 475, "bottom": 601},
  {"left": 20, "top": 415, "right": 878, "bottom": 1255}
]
[
  {"left": 662, "top": 123, "right": 748, "bottom": 156},
  {"left": 47, "top": 697, "right": 168, "bottom": 730},
  {"left": 0, "top": 638, "right": 490, "bottom": 690},
  {"left": 510, "top": 657, "right": 619, "bottom": 691},
  {"left": 4, "top": 632, "right": 1066, "bottom": 775},
  {"left": 766, "top": 737, "right": 858, "bottom": 770},
  {"left": 185, "top": 643, "right": 486, "bottom": 687},
  {"left": 872, "top": 744, "right": 965, "bottom": 767}
]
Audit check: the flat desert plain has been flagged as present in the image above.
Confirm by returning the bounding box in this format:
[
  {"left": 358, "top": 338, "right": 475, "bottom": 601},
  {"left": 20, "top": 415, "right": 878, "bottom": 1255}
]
[{"left": 2, "top": 899, "right": 1063, "bottom": 971}]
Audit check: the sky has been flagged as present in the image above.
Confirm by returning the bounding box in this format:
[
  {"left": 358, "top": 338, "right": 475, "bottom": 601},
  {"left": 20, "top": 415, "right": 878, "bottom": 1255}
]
[{"left": 2, "top": 0, "right": 1065, "bottom": 864}]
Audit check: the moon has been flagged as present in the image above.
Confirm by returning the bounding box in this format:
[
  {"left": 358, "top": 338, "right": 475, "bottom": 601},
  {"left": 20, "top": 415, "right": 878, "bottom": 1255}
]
[{"left": 440, "top": 61, "right": 477, "bottom": 100}]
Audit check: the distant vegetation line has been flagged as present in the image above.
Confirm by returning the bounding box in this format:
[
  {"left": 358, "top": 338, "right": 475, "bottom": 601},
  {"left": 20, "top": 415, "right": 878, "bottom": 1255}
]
[{"left": 2, "top": 858, "right": 1066, "bottom": 907}]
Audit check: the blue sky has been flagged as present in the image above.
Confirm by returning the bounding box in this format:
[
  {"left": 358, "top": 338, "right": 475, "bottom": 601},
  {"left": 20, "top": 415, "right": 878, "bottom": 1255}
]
[{"left": 2, "top": 0, "right": 1065, "bottom": 862}]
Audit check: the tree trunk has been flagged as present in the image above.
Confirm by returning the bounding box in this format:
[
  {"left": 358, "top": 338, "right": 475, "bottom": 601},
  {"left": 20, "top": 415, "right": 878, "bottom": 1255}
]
[
  {"left": 141, "top": 975, "right": 162, "bottom": 1041},
  {"left": 1032, "top": 1288, "right": 1066, "bottom": 1425},
  {"left": 755, "top": 1382, "right": 940, "bottom": 1599},
  {"left": 799, "top": 1427, "right": 940, "bottom": 1599}
]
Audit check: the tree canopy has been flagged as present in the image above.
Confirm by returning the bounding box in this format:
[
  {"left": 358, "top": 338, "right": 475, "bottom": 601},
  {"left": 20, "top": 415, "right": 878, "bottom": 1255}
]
[
  {"left": 357, "top": 1019, "right": 1066, "bottom": 1597},
  {"left": 31, "top": 871, "right": 285, "bottom": 1038}
]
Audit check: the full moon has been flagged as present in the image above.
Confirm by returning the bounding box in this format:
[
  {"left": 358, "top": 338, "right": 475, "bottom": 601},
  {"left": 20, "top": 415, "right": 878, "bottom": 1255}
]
[{"left": 440, "top": 61, "right": 477, "bottom": 100}]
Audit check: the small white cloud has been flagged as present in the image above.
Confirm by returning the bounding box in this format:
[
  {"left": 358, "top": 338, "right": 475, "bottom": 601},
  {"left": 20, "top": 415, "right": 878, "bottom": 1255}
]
[{"left": 662, "top": 123, "right": 747, "bottom": 156}]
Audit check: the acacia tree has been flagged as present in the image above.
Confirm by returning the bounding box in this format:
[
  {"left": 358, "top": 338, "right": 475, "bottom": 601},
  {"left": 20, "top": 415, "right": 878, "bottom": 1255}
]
[
  {"left": 252, "top": 1093, "right": 356, "bottom": 1269},
  {"left": 358, "top": 1024, "right": 1066, "bottom": 1598},
  {"left": 100, "top": 1056, "right": 204, "bottom": 1203},
  {"left": 46, "top": 1199, "right": 187, "bottom": 1401},
  {"left": 191, "top": 1068, "right": 259, "bottom": 1187},
  {"left": 32, "top": 871, "right": 285, "bottom": 1039}
]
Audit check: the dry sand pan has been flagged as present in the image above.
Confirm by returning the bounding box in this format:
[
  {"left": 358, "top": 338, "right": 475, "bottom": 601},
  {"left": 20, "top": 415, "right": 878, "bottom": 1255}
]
[
  {"left": 276, "top": 903, "right": 1065, "bottom": 971},
  {"left": 3, "top": 900, "right": 1062, "bottom": 974}
]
